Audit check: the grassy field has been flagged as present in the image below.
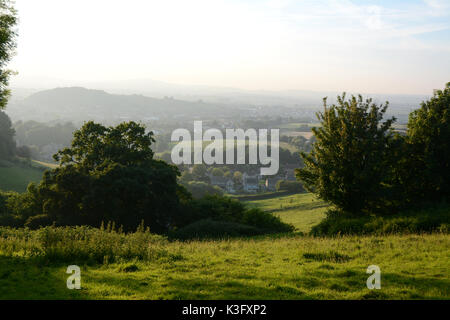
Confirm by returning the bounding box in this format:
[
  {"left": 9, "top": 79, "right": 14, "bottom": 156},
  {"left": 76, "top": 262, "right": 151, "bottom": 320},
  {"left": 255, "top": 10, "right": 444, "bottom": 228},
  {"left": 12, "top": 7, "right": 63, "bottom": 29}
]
[
  {"left": 0, "top": 165, "right": 44, "bottom": 193},
  {"left": 245, "top": 193, "right": 329, "bottom": 233},
  {"left": 0, "top": 159, "right": 56, "bottom": 193},
  {"left": 0, "top": 192, "right": 448, "bottom": 300},
  {"left": 0, "top": 233, "right": 448, "bottom": 299}
]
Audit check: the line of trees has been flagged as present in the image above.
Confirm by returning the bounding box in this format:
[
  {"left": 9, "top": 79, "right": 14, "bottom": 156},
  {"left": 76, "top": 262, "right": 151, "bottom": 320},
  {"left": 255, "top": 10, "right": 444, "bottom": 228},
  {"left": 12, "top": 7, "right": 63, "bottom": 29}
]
[{"left": 0, "top": 120, "right": 294, "bottom": 237}]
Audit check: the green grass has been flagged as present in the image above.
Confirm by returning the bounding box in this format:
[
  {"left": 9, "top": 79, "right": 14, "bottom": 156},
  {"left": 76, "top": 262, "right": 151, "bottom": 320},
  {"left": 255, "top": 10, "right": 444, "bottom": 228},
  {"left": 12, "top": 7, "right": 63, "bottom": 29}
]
[
  {"left": 0, "top": 165, "right": 44, "bottom": 193},
  {"left": 0, "top": 193, "right": 448, "bottom": 300},
  {"left": 0, "top": 159, "right": 57, "bottom": 192},
  {"left": 0, "top": 233, "right": 448, "bottom": 299},
  {"left": 245, "top": 193, "right": 329, "bottom": 233}
]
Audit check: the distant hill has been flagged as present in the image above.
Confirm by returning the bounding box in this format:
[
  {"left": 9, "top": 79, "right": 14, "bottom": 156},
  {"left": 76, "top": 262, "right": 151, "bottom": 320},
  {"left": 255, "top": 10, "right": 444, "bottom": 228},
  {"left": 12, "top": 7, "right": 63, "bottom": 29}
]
[
  {"left": 7, "top": 87, "right": 242, "bottom": 123},
  {"left": 6, "top": 85, "right": 430, "bottom": 124}
]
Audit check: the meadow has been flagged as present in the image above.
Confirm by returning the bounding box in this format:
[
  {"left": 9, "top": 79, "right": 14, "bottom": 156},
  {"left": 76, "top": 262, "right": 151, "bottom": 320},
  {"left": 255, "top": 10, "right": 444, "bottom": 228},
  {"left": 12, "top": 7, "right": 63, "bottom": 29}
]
[
  {"left": 0, "top": 193, "right": 448, "bottom": 300},
  {"left": 0, "top": 232, "right": 448, "bottom": 299},
  {"left": 246, "top": 193, "right": 328, "bottom": 233},
  {"left": 0, "top": 159, "right": 55, "bottom": 192},
  {"left": 0, "top": 165, "right": 43, "bottom": 192}
]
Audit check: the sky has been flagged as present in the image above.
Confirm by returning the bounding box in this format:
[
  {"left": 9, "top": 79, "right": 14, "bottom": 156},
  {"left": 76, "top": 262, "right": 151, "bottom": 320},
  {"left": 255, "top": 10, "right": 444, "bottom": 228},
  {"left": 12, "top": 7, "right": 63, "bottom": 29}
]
[{"left": 8, "top": 0, "right": 450, "bottom": 94}]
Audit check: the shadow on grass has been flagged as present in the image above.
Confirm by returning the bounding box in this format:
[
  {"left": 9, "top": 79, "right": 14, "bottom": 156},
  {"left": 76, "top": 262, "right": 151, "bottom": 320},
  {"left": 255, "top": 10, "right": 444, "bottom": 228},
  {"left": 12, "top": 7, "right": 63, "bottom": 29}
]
[
  {"left": 82, "top": 266, "right": 450, "bottom": 300},
  {"left": 84, "top": 272, "right": 312, "bottom": 299},
  {"left": 1, "top": 254, "right": 448, "bottom": 300},
  {"left": 305, "top": 267, "right": 450, "bottom": 299},
  {"left": 0, "top": 255, "right": 89, "bottom": 300}
]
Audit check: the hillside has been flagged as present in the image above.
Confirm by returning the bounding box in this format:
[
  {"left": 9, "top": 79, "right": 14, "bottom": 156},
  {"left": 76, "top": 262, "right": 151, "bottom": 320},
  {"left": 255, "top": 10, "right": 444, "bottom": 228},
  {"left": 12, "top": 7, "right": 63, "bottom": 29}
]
[
  {"left": 0, "top": 192, "right": 447, "bottom": 299},
  {"left": 0, "top": 159, "right": 53, "bottom": 192},
  {"left": 245, "top": 193, "right": 328, "bottom": 233},
  {"left": 7, "top": 87, "right": 241, "bottom": 123}
]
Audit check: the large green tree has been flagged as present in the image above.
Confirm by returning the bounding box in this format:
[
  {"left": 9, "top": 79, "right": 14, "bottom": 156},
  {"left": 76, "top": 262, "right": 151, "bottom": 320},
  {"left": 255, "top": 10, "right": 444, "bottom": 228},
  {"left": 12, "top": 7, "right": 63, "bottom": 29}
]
[
  {"left": 0, "top": 1, "right": 17, "bottom": 159},
  {"left": 0, "top": 0, "right": 17, "bottom": 110},
  {"left": 403, "top": 83, "right": 450, "bottom": 203},
  {"left": 296, "top": 94, "right": 397, "bottom": 216},
  {"left": 33, "top": 121, "right": 183, "bottom": 232}
]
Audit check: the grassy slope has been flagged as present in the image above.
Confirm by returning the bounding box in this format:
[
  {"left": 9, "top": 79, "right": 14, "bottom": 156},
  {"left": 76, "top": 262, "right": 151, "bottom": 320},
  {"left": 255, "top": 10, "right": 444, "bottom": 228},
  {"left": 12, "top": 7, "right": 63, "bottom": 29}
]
[
  {"left": 0, "top": 234, "right": 448, "bottom": 299},
  {"left": 0, "top": 166, "right": 43, "bottom": 193},
  {"left": 0, "top": 193, "right": 448, "bottom": 300},
  {"left": 0, "top": 160, "right": 56, "bottom": 193},
  {"left": 245, "top": 193, "right": 329, "bottom": 233}
]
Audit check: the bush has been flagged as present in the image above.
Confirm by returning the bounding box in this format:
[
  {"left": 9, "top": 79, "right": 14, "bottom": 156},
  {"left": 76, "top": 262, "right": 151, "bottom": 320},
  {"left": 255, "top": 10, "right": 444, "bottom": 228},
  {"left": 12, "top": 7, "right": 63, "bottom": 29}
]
[
  {"left": 275, "top": 180, "right": 304, "bottom": 193},
  {"left": 172, "top": 195, "right": 294, "bottom": 239},
  {"left": 241, "top": 208, "right": 294, "bottom": 233},
  {"left": 311, "top": 204, "right": 450, "bottom": 236},
  {"left": 0, "top": 188, "right": 41, "bottom": 227},
  {"left": 185, "top": 181, "right": 223, "bottom": 199},
  {"left": 170, "top": 219, "right": 265, "bottom": 240},
  {"left": 0, "top": 225, "right": 168, "bottom": 264},
  {"left": 24, "top": 214, "right": 53, "bottom": 229},
  {"left": 179, "top": 194, "right": 293, "bottom": 231},
  {"left": 0, "top": 214, "right": 23, "bottom": 228}
]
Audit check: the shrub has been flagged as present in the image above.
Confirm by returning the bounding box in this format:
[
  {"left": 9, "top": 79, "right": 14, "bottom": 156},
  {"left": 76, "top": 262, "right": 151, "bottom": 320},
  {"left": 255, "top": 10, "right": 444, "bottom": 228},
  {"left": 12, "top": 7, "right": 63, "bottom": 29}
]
[
  {"left": 275, "top": 180, "right": 304, "bottom": 193},
  {"left": 311, "top": 204, "right": 450, "bottom": 236},
  {"left": 177, "top": 195, "right": 294, "bottom": 235},
  {"left": 185, "top": 181, "right": 223, "bottom": 199},
  {"left": 0, "top": 213, "right": 23, "bottom": 228},
  {"left": 170, "top": 219, "right": 265, "bottom": 240},
  {"left": 0, "top": 225, "right": 168, "bottom": 264},
  {"left": 241, "top": 208, "right": 294, "bottom": 233},
  {"left": 177, "top": 194, "right": 247, "bottom": 227},
  {"left": 24, "top": 214, "right": 53, "bottom": 229}
]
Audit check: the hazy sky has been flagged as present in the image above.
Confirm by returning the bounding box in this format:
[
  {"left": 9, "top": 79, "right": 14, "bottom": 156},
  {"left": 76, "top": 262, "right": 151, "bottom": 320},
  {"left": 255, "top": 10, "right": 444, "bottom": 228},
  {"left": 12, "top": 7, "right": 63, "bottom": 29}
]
[{"left": 9, "top": 0, "right": 450, "bottom": 94}]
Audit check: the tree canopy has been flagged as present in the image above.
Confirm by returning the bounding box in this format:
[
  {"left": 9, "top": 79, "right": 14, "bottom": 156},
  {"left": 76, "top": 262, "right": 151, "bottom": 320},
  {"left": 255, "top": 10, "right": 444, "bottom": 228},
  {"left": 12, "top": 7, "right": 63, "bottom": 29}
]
[
  {"left": 0, "top": 0, "right": 17, "bottom": 110},
  {"left": 296, "top": 94, "right": 397, "bottom": 216},
  {"left": 0, "top": 110, "right": 14, "bottom": 159},
  {"left": 404, "top": 83, "right": 450, "bottom": 202},
  {"left": 33, "top": 121, "right": 183, "bottom": 232}
]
